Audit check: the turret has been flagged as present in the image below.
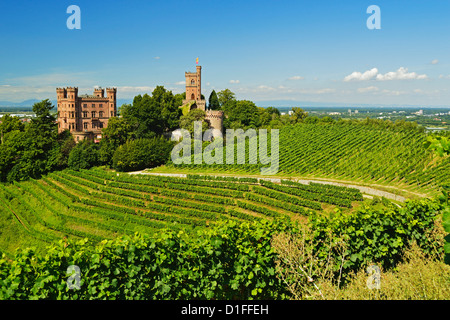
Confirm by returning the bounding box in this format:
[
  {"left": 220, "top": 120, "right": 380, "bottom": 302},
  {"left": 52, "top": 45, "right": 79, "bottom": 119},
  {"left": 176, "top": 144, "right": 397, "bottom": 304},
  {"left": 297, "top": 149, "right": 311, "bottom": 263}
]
[
  {"left": 94, "top": 87, "right": 104, "bottom": 98},
  {"left": 66, "top": 87, "right": 78, "bottom": 101}
]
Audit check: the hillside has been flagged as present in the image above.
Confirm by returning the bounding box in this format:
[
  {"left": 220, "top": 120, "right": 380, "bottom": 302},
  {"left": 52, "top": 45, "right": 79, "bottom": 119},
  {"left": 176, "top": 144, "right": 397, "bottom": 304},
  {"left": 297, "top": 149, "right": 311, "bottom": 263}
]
[
  {"left": 0, "top": 168, "right": 370, "bottom": 256},
  {"left": 162, "top": 122, "right": 449, "bottom": 194}
]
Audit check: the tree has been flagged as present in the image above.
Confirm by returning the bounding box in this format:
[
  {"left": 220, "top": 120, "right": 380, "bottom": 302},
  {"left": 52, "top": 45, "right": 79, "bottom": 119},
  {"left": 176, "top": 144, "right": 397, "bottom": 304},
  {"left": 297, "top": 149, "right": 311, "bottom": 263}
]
[
  {"left": 112, "top": 137, "right": 174, "bottom": 172},
  {"left": 68, "top": 139, "right": 99, "bottom": 170},
  {"left": 98, "top": 117, "right": 133, "bottom": 165},
  {"left": 259, "top": 107, "right": 281, "bottom": 127},
  {"left": 152, "top": 85, "right": 181, "bottom": 132},
  {"left": 208, "top": 90, "right": 220, "bottom": 110},
  {"left": 179, "top": 109, "right": 208, "bottom": 136},
  {"left": 223, "top": 100, "right": 260, "bottom": 129},
  {"left": 290, "top": 107, "right": 308, "bottom": 124},
  {"left": 217, "top": 89, "right": 236, "bottom": 108},
  {"left": 0, "top": 99, "right": 61, "bottom": 182},
  {"left": 122, "top": 86, "right": 181, "bottom": 139},
  {"left": 174, "top": 92, "right": 186, "bottom": 108},
  {"left": 0, "top": 114, "right": 25, "bottom": 143},
  {"left": 55, "top": 130, "right": 76, "bottom": 169}
]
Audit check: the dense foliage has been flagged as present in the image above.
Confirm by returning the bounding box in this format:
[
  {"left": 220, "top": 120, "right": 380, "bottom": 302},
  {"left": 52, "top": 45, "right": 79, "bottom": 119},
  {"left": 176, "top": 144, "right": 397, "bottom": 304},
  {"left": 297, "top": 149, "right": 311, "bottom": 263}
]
[
  {"left": 0, "top": 100, "right": 75, "bottom": 182},
  {"left": 0, "top": 220, "right": 290, "bottom": 300},
  {"left": 309, "top": 198, "right": 444, "bottom": 279},
  {"left": 0, "top": 195, "right": 444, "bottom": 300},
  {"left": 112, "top": 137, "right": 174, "bottom": 172}
]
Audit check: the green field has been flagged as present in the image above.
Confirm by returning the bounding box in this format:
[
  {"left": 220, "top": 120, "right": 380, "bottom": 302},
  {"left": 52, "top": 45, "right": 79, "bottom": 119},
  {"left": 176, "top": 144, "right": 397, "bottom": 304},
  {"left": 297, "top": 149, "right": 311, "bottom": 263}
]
[
  {"left": 161, "top": 123, "right": 449, "bottom": 195},
  {"left": 0, "top": 167, "right": 369, "bottom": 256}
]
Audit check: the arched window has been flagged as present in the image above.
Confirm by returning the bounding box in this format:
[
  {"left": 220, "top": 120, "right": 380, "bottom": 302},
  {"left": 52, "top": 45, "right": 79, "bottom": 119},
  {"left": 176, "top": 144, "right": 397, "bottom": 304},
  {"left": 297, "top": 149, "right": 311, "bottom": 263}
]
[
  {"left": 191, "top": 93, "right": 195, "bottom": 100},
  {"left": 191, "top": 79, "right": 195, "bottom": 85}
]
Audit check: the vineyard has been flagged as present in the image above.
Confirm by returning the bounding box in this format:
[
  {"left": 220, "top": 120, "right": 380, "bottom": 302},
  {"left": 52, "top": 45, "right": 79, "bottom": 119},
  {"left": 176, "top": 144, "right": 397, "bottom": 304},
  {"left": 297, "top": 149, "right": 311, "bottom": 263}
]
[
  {"left": 164, "top": 123, "right": 450, "bottom": 190},
  {"left": 0, "top": 167, "right": 365, "bottom": 256}
]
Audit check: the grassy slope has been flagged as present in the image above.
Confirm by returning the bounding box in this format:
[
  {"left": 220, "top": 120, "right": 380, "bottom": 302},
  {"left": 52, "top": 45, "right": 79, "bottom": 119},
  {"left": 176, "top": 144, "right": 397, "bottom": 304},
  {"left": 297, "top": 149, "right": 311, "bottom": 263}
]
[{"left": 156, "top": 123, "right": 449, "bottom": 198}]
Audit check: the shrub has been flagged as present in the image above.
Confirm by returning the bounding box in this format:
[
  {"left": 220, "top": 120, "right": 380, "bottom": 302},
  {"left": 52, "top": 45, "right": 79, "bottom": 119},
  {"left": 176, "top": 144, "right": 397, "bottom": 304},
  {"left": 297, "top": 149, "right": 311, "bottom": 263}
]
[
  {"left": 68, "top": 140, "right": 99, "bottom": 171},
  {"left": 112, "top": 137, "right": 173, "bottom": 172}
]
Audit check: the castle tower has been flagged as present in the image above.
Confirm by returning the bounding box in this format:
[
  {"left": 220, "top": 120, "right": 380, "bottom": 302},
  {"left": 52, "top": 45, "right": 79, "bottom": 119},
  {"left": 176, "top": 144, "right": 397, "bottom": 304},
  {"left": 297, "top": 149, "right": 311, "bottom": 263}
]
[
  {"left": 94, "top": 87, "right": 104, "bottom": 98},
  {"left": 183, "top": 65, "right": 206, "bottom": 111},
  {"left": 106, "top": 87, "right": 117, "bottom": 118}
]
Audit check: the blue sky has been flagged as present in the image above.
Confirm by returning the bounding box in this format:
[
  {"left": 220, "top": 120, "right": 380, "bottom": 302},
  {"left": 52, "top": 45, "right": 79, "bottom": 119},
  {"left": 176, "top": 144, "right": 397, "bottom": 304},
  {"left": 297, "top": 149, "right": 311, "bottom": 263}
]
[{"left": 0, "top": 0, "right": 450, "bottom": 107}]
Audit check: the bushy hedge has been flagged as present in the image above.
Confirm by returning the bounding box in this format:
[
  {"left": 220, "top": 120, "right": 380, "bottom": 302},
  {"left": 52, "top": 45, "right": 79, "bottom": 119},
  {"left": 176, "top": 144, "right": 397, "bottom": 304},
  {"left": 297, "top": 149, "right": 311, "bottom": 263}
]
[
  {"left": 0, "top": 198, "right": 444, "bottom": 300},
  {"left": 309, "top": 198, "right": 444, "bottom": 279},
  {"left": 112, "top": 137, "right": 174, "bottom": 172},
  {"left": 0, "top": 220, "right": 291, "bottom": 300}
]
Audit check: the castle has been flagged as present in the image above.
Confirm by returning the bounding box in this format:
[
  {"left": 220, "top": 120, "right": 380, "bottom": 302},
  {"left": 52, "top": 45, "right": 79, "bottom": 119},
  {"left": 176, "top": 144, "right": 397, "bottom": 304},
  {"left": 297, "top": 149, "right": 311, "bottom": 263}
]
[
  {"left": 56, "top": 87, "right": 117, "bottom": 142},
  {"left": 181, "top": 65, "right": 224, "bottom": 137},
  {"left": 57, "top": 64, "right": 223, "bottom": 142}
]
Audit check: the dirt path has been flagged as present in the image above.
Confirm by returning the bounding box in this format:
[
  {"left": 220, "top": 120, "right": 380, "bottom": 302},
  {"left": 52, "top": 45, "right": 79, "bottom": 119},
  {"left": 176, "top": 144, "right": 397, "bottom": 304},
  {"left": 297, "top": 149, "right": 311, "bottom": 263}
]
[{"left": 127, "top": 171, "right": 408, "bottom": 202}]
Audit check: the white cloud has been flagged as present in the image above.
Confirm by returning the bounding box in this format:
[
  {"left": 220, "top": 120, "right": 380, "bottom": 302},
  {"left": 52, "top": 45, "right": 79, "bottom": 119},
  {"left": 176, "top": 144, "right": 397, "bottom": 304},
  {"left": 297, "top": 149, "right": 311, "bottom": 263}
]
[
  {"left": 174, "top": 81, "right": 185, "bottom": 85},
  {"left": 357, "top": 86, "right": 379, "bottom": 93},
  {"left": 257, "top": 85, "right": 275, "bottom": 91},
  {"left": 344, "top": 68, "right": 378, "bottom": 81},
  {"left": 375, "top": 67, "right": 428, "bottom": 81},
  {"left": 431, "top": 59, "right": 439, "bottom": 65},
  {"left": 299, "top": 88, "right": 336, "bottom": 94},
  {"left": 154, "top": 56, "right": 160, "bottom": 60},
  {"left": 380, "top": 89, "right": 406, "bottom": 96},
  {"left": 287, "top": 75, "right": 304, "bottom": 81},
  {"left": 439, "top": 74, "right": 450, "bottom": 79},
  {"left": 344, "top": 67, "right": 428, "bottom": 82},
  {"left": 229, "top": 80, "right": 240, "bottom": 84}
]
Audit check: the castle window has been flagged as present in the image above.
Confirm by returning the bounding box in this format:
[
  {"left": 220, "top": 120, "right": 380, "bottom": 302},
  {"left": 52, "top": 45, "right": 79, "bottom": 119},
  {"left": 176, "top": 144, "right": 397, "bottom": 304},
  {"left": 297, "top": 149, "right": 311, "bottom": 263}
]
[
  {"left": 83, "top": 104, "right": 87, "bottom": 108},
  {"left": 99, "top": 111, "right": 104, "bottom": 118},
  {"left": 191, "top": 93, "right": 195, "bottom": 100},
  {"left": 100, "top": 122, "right": 104, "bottom": 128},
  {"left": 92, "top": 111, "right": 96, "bottom": 118},
  {"left": 99, "top": 103, "right": 103, "bottom": 108},
  {"left": 191, "top": 79, "right": 195, "bottom": 85},
  {"left": 83, "top": 122, "right": 88, "bottom": 129},
  {"left": 83, "top": 111, "right": 88, "bottom": 118},
  {"left": 92, "top": 103, "right": 95, "bottom": 108}
]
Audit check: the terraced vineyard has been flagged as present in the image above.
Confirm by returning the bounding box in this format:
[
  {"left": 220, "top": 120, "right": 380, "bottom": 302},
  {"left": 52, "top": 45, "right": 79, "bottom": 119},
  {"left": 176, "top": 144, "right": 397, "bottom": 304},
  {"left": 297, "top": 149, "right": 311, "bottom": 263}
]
[
  {"left": 0, "top": 168, "right": 364, "bottom": 255},
  {"left": 165, "top": 123, "right": 450, "bottom": 189}
]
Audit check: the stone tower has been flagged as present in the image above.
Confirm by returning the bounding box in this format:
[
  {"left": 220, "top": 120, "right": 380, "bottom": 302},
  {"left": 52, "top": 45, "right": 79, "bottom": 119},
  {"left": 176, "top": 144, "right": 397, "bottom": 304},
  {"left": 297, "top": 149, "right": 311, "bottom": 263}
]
[
  {"left": 182, "top": 65, "right": 206, "bottom": 111},
  {"left": 180, "top": 65, "right": 223, "bottom": 138}
]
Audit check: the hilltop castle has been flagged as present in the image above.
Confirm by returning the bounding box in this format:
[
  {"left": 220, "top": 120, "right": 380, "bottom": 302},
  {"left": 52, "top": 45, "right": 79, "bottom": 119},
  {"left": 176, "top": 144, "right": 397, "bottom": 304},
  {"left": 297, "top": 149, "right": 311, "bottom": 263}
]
[
  {"left": 56, "top": 64, "right": 223, "bottom": 142},
  {"left": 56, "top": 87, "right": 117, "bottom": 142},
  {"left": 181, "top": 65, "right": 224, "bottom": 137}
]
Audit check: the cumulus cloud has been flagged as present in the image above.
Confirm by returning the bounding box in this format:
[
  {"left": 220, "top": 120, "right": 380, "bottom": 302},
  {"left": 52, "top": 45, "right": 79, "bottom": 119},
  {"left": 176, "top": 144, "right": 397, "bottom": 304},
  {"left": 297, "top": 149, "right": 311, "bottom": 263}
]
[
  {"left": 431, "top": 59, "right": 439, "bottom": 65},
  {"left": 229, "top": 80, "right": 240, "bottom": 84},
  {"left": 375, "top": 67, "right": 428, "bottom": 81},
  {"left": 287, "top": 75, "right": 304, "bottom": 81},
  {"left": 174, "top": 81, "right": 185, "bottom": 85},
  {"left": 344, "top": 67, "right": 428, "bottom": 81},
  {"left": 344, "top": 68, "right": 379, "bottom": 81},
  {"left": 154, "top": 56, "right": 161, "bottom": 60}
]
